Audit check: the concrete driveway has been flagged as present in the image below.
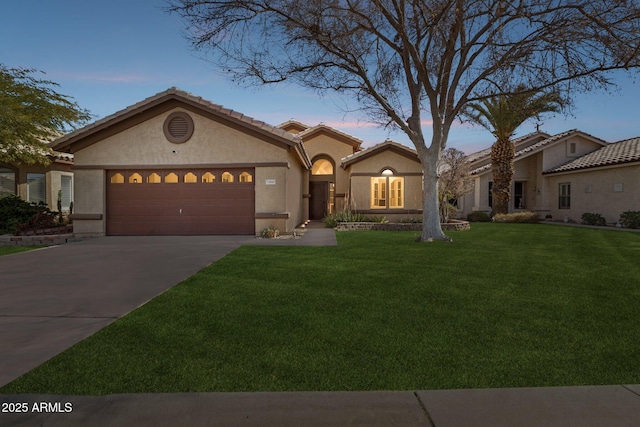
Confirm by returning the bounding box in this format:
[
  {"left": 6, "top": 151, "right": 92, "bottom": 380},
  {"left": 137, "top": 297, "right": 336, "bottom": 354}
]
[{"left": 0, "top": 236, "right": 251, "bottom": 387}]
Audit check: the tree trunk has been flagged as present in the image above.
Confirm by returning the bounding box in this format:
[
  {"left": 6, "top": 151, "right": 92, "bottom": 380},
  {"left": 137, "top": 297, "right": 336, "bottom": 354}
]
[
  {"left": 490, "top": 138, "right": 515, "bottom": 216},
  {"left": 419, "top": 149, "right": 448, "bottom": 242}
]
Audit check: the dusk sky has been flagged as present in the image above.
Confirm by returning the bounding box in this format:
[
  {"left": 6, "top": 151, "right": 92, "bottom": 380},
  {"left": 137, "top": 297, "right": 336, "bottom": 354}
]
[{"left": 3, "top": 0, "right": 640, "bottom": 153}]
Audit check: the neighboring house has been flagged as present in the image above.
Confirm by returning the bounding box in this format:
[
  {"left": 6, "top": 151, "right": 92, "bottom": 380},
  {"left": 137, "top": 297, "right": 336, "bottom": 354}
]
[
  {"left": 50, "top": 87, "right": 639, "bottom": 236},
  {"left": 0, "top": 152, "right": 74, "bottom": 211},
  {"left": 460, "top": 129, "right": 640, "bottom": 224},
  {"left": 542, "top": 137, "right": 640, "bottom": 223}
]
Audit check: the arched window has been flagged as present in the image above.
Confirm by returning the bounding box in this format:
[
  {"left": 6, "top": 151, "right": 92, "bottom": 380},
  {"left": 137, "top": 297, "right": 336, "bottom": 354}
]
[
  {"left": 165, "top": 172, "right": 179, "bottom": 183},
  {"left": 239, "top": 172, "right": 253, "bottom": 183},
  {"left": 222, "top": 172, "right": 234, "bottom": 183},
  {"left": 312, "top": 158, "right": 334, "bottom": 175},
  {"left": 129, "top": 173, "right": 142, "bottom": 184},
  {"left": 370, "top": 169, "right": 404, "bottom": 209},
  {"left": 110, "top": 173, "right": 125, "bottom": 184},
  {"left": 184, "top": 172, "right": 198, "bottom": 183},
  {"left": 202, "top": 172, "right": 215, "bottom": 183},
  {"left": 147, "top": 173, "right": 161, "bottom": 183}
]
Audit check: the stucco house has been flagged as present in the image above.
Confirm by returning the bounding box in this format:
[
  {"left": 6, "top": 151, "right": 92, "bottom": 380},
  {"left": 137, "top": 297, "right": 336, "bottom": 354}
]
[
  {"left": 0, "top": 152, "right": 74, "bottom": 211},
  {"left": 50, "top": 88, "right": 433, "bottom": 236},
  {"left": 541, "top": 137, "right": 640, "bottom": 223},
  {"left": 460, "top": 129, "right": 640, "bottom": 224},
  {"left": 50, "top": 88, "right": 639, "bottom": 235}
]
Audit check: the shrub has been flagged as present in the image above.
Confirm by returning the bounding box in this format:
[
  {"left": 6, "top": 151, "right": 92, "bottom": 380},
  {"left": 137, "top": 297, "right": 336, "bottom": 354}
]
[
  {"left": 581, "top": 212, "right": 606, "bottom": 226},
  {"left": 16, "top": 210, "right": 59, "bottom": 235},
  {"left": 323, "top": 211, "right": 388, "bottom": 228},
  {"left": 259, "top": 225, "right": 280, "bottom": 238},
  {"left": 619, "top": 211, "right": 640, "bottom": 229},
  {"left": 0, "top": 195, "right": 55, "bottom": 234},
  {"left": 492, "top": 211, "right": 541, "bottom": 223},
  {"left": 467, "top": 211, "right": 491, "bottom": 222}
]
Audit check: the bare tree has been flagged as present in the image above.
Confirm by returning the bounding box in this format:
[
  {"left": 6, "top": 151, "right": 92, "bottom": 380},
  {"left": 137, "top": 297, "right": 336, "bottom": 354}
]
[
  {"left": 438, "top": 148, "right": 473, "bottom": 223},
  {"left": 168, "top": 0, "right": 640, "bottom": 241}
]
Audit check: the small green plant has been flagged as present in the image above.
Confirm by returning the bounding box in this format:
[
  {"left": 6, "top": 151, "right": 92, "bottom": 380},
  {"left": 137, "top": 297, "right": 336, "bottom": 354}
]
[
  {"left": 323, "top": 211, "right": 388, "bottom": 227},
  {"left": 467, "top": 211, "right": 491, "bottom": 222},
  {"left": 259, "top": 225, "right": 280, "bottom": 238},
  {"left": 619, "top": 211, "right": 640, "bottom": 229},
  {"left": 581, "top": 212, "right": 606, "bottom": 226},
  {"left": 492, "top": 212, "right": 541, "bottom": 223},
  {"left": 399, "top": 217, "right": 422, "bottom": 223}
]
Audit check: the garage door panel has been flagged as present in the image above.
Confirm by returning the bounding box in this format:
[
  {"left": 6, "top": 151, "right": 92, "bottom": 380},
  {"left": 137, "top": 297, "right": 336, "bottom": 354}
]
[{"left": 107, "top": 169, "right": 255, "bottom": 235}]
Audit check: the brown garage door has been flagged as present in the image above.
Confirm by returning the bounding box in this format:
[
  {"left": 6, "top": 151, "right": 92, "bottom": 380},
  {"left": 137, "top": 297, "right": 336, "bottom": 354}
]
[{"left": 107, "top": 168, "right": 255, "bottom": 235}]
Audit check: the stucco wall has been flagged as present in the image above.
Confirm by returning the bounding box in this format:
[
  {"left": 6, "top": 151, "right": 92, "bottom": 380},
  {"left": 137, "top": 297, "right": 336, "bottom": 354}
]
[
  {"left": 541, "top": 136, "right": 603, "bottom": 171},
  {"left": 72, "top": 169, "right": 105, "bottom": 236},
  {"left": 71, "top": 107, "right": 299, "bottom": 235},
  {"left": 75, "top": 108, "right": 287, "bottom": 166},
  {"left": 545, "top": 164, "right": 640, "bottom": 223},
  {"left": 304, "top": 132, "right": 355, "bottom": 211},
  {"left": 286, "top": 150, "right": 305, "bottom": 230},
  {"left": 346, "top": 150, "right": 423, "bottom": 215}
]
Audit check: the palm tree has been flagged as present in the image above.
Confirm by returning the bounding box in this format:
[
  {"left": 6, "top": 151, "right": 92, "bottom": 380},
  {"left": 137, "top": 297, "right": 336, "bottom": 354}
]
[{"left": 464, "top": 87, "right": 563, "bottom": 216}]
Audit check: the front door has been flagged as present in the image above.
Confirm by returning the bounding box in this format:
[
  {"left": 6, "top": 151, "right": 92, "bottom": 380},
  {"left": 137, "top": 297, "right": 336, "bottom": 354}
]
[{"left": 309, "top": 181, "right": 329, "bottom": 220}]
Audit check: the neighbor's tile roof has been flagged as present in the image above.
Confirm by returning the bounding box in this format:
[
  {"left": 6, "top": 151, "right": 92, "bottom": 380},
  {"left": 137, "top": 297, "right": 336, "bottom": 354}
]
[
  {"left": 53, "top": 87, "right": 300, "bottom": 150},
  {"left": 469, "top": 129, "right": 606, "bottom": 175},
  {"left": 465, "top": 131, "right": 549, "bottom": 164},
  {"left": 543, "top": 137, "right": 640, "bottom": 174}
]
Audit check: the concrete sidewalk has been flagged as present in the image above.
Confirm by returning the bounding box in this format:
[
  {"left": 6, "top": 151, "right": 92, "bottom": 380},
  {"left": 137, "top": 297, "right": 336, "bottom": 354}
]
[{"left": 2, "top": 385, "right": 640, "bottom": 426}]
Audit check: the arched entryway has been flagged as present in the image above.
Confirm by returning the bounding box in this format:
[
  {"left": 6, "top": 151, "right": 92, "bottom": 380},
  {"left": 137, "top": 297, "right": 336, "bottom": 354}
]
[{"left": 309, "top": 156, "right": 335, "bottom": 220}]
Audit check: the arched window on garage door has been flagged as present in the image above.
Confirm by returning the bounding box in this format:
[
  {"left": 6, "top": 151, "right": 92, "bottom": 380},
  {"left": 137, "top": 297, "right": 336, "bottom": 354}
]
[
  {"left": 165, "top": 172, "right": 179, "bottom": 183},
  {"left": 147, "top": 173, "right": 161, "bottom": 183},
  {"left": 202, "top": 172, "right": 215, "bottom": 183},
  {"left": 111, "top": 173, "right": 125, "bottom": 184},
  {"left": 129, "top": 173, "right": 142, "bottom": 184},
  {"left": 185, "top": 172, "right": 198, "bottom": 183},
  {"left": 222, "top": 172, "right": 234, "bottom": 183},
  {"left": 239, "top": 172, "right": 253, "bottom": 183}
]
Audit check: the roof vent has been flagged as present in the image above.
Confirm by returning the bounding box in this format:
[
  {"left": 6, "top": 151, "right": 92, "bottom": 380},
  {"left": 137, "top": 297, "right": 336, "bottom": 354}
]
[{"left": 163, "top": 112, "right": 194, "bottom": 143}]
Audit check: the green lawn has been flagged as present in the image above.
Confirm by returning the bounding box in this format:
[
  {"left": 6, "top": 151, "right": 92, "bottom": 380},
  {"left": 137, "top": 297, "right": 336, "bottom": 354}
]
[
  {"left": 0, "top": 246, "right": 40, "bottom": 257},
  {"left": 2, "top": 223, "right": 640, "bottom": 394}
]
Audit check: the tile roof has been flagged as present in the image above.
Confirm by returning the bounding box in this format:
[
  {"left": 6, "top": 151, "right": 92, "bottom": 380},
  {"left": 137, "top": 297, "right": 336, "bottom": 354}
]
[
  {"left": 340, "top": 139, "right": 418, "bottom": 168},
  {"left": 298, "top": 123, "right": 363, "bottom": 148},
  {"left": 469, "top": 129, "right": 607, "bottom": 175},
  {"left": 543, "top": 137, "right": 640, "bottom": 174},
  {"left": 53, "top": 87, "right": 300, "bottom": 150},
  {"left": 277, "top": 119, "right": 311, "bottom": 132},
  {"left": 465, "top": 131, "right": 549, "bottom": 164}
]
